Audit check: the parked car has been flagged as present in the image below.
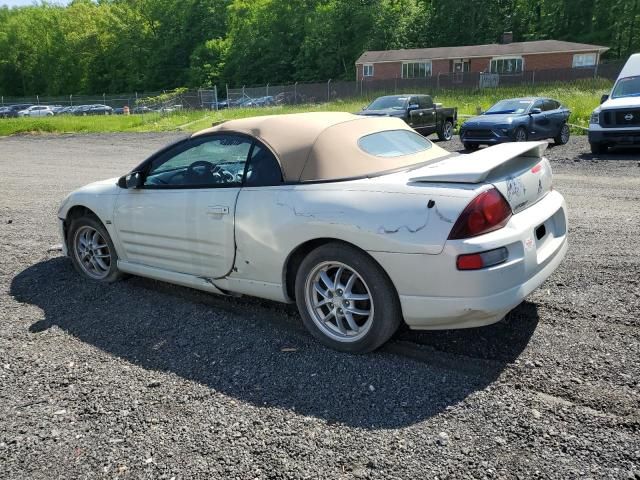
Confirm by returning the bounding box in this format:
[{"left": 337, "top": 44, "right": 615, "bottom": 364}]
[
  {"left": 460, "top": 97, "right": 571, "bottom": 150},
  {"left": 58, "top": 112, "right": 567, "bottom": 353},
  {"left": 56, "top": 106, "right": 75, "bottom": 115},
  {"left": 17, "top": 105, "right": 55, "bottom": 117},
  {"left": 132, "top": 105, "right": 154, "bottom": 114},
  {"left": 0, "top": 104, "right": 33, "bottom": 118},
  {"left": 589, "top": 53, "right": 640, "bottom": 154},
  {"left": 358, "top": 94, "right": 457, "bottom": 141},
  {"left": 88, "top": 104, "right": 113, "bottom": 115}
]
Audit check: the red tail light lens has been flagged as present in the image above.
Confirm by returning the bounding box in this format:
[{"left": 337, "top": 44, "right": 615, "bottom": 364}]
[{"left": 448, "top": 188, "right": 512, "bottom": 240}]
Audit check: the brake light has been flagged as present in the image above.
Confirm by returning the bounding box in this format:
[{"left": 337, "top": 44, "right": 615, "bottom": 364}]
[
  {"left": 448, "top": 188, "right": 512, "bottom": 240},
  {"left": 456, "top": 247, "right": 509, "bottom": 270}
]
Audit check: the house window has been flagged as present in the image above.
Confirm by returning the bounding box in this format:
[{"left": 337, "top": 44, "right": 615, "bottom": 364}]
[
  {"left": 573, "top": 53, "right": 596, "bottom": 68},
  {"left": 363, "top": 64, "right": 374, "bottom": 77},
  {"left": 402, "top": 61, "right": 432, "bottom": 79},
  {"left": 490, "top": 57, "right": 523, "bottom": 74}
]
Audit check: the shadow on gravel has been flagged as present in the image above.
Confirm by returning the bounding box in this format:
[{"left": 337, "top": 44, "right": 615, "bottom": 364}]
[
  {"left": 579, "top": 145, "right": 640, "bottom": 161},
  {"left": 12, "top": 257, "right": 539, "bottom": 429}
]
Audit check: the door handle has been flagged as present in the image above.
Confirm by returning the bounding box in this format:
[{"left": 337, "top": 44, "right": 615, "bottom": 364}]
[{"left": 207, "top": 206, "right": 229, "bottom": 215}]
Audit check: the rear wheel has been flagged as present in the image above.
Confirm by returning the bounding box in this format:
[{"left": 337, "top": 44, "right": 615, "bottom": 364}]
[
  {"left": 463, "top": 142, "right": 479, "bottom": 151},
  {"left": 514, "top": 127, "right": 528, "bottom": 142},
  {"left": 67, "top": 215, "right": 122, "bottom": 283},
  {"left": 437, "top": 120, "right": 454, "bottom": 141},
  {"left": 295, "top": 243, "right": 402, "bottom": 353},
  {"left": 554, "top": 123, "right": 570, "bottom": 145},
  {"left": 590, "top": 142, "right": 608, "bottom": 155}
]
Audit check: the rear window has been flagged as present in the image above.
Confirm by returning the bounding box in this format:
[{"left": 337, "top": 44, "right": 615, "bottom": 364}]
[{"left": 358, "top": 130, "right": 432, "bottom": 157}]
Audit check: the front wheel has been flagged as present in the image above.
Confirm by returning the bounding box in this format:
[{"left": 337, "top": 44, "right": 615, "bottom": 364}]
[
  {"left": 554, "top": 123, "right": 570, "bottom": 145},
  {"left": 295, "top": 243, "right": 402, "bottom": 353},
  {"left": 514, "top": 127, "right": 528, "bottom": 142},
  {"left": 67, "top": 215, "right": 122, "bottom": 283},
  {"left": 437, "top": 120, "right": 454, "bottom": 141}
]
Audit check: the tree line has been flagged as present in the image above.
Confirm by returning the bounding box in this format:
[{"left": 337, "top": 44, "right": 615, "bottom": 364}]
[{"left": 0, "top": 0, "right": 637, "bottom": 96}]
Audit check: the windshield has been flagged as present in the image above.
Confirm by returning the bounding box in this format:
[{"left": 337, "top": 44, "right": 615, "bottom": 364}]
[
  {"left": 366, "top": 96, "right": 409, "bottom": 111},
  {"left": 358, "top": 130, "right": 432, "bottom": 157},
  {"left": 612, "top": 76, "right": 640, "bottom": 99},
  {"left": 485, "top": 99, "right": 532, "bottom": 114}
]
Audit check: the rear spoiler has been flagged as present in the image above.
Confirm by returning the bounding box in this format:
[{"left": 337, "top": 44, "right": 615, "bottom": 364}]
[{"left": 410, "top": 141, "right": 548, "bottom": 184}]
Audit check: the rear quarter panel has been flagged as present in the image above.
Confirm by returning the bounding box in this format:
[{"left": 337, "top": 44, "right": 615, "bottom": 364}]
[{"left": 230, "top": 179, "right": 475, "bottom": 289}]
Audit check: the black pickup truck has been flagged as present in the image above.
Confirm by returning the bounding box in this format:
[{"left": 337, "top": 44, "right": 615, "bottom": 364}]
[{"left": 358, "top": 94, "right": 458, "bottom": 141}]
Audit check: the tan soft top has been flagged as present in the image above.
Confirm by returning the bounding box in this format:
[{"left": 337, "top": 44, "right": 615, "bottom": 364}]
[{"left": 193, "top": 112, "right": 447, "bottom": 182}]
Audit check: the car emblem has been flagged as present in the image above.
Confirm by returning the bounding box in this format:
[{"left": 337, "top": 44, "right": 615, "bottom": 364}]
[{"left": 625, "top": 113, "right": 634, "bottom": 121}]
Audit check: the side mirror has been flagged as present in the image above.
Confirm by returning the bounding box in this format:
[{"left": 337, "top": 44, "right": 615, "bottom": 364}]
[
  {"left": 530, "top": 107, "right": 542, "bottom": 115},
  {"left": 600, "top": 94, "right": 609, "bottom": 104},
  {"left": 118, "top": 172, "right": 144, "bottom": 189},
  {"left": 408, "top": 103, "right": 420, "bottom": 111}
]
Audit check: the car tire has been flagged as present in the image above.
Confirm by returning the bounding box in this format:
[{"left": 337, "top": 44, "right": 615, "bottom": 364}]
[
  {"left": 554, "top": 123, "right": 570, "bottom": 145},
  {"left": 514, "top": 127, "right": 528, "bottom": 142},
  {"left": 590, "top": 142, "right": 608, "bottom": 155},
  {"left": 463, "top": 142, "right": 479, "bottom": 151},
  {"left": 437, "top": 120, "right": 454, "bottom": 141},
  {"left": 67, "top": 215, "right": 123, "bottom": 283},
  {"left": 295, "top": 242, "right": 402, "bottom": 353}
]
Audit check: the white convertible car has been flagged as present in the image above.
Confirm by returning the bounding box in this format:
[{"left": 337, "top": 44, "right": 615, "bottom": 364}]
[{"left": 58, "top": 112, "right": 567, "bottom": 352}]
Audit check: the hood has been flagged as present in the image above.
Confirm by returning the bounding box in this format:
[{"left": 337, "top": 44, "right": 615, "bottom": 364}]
[
  {"left": 463, "top": 113, "right": 520, "bottom": 126},
  {"left": 358, "top": 109, "right": 405, "bottom": 117},
  {"left": 74, "top": 177, "right": 120, "bottom": 195},
  {"left": 601, "top": 96, "right": 640, "bottom": 110}
]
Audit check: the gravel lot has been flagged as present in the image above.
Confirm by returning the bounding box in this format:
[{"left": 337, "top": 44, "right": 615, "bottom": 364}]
[{"left": 1, "top": 133, "right": 639, "bottom": 479}]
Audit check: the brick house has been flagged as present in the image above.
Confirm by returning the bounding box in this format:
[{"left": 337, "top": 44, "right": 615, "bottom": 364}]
[{"left": 355, "top": 36, "right": 609, "bottom": 82}]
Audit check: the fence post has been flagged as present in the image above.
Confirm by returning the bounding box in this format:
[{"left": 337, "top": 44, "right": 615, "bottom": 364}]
[
  {"left": 36, "top": 95, "right": 40, "bottom": 105},
  {"left": 294, "top": 82, "right": 298, "bottom": 105},
  {"left": 226, "top": 84, "right": 229, "bottom": 105},
  {"left": 437, "top": 73, "right": 441, "bottom": 90},
  {"left": 532, "top": 71, "right": 535, "bottom": 86},
  {"left": 327, "top": 79, "right": 332, "bottom": 103},
  {"left": 214, "top": 85, "right": 218, "bottom": 111},
  {"left": 1, "top": 96, "right": 3, "bottom": 107},
  {"left": 70, "top": 94, "right": 73, "bottom": 107},
  {"left": 266, "top": 83, "right": 269, "bottom": 97},
  {"left": 242, "top": 85, "right": 245, "bottom": 100},
  {"left": 103, "top": 93, "right": 106, "bottom": 105}
]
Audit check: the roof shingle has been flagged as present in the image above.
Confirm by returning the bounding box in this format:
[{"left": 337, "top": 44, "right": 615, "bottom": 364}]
[{"left": 355, "top": 39, "right": 609, "bottom": 64}]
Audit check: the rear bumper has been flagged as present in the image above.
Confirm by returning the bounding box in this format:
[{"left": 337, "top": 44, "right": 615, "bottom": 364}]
[{"left": 370, "top": 190, "right": 568, "bottom": 329}]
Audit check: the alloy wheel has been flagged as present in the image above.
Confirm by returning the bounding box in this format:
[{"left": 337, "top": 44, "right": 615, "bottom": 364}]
[
  {"left": 73, "top": 226, "right": 112, "bottom": 280},
  {"left": 304, "top": 261, "right": 374, "bottom": 342}
]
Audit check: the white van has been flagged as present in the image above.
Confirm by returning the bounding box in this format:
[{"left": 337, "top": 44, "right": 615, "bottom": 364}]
[{"left": 588, "top": 53, "right": 640, "bottom": 154}]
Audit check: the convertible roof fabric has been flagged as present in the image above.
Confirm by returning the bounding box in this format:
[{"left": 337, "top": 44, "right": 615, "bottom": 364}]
[{"left": 193, "top": 112, "right": 447, "bottom": 182}]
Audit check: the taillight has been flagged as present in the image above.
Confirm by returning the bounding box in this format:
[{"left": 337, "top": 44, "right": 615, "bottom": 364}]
[{"left": 448, "top": 188, "right": 512, "bottom": 240}]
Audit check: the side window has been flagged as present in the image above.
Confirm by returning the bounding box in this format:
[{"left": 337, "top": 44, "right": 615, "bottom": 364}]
[
  {"left": 144, "top": 134, "right": 252, "bottom": 188},
  {"left": 543, "top": 100, "right": 559, "bottom": 111},
  {"left": 245, "top": 143, "right": 283, "bottom": 187},
  {"left": 418, "top": 96, "right": 433, "bottom": 109},
  {"left": 532, "top": 100, "right": 544, "bottom": 112}
]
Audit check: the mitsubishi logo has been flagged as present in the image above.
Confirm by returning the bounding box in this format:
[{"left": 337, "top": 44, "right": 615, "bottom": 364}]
[{"left": 625, "top": 113, "right": 634, "bottom": 121}]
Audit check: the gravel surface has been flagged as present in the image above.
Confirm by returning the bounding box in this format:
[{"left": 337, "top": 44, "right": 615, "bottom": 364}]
[{"left": 1, "top": 133, "right": 639, "bottom": 479}]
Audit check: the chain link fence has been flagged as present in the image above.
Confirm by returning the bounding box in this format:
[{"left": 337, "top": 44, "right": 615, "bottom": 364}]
[
  {"left": 224, "top": 61, "right": 624, "bottom": 107},
  {"left": 0, "top": 61, "right": 625, "bottom": 121},
  {"left": 0, "top": 88, "right": 218, "bottom": 119}
]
